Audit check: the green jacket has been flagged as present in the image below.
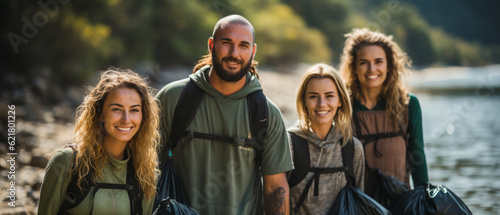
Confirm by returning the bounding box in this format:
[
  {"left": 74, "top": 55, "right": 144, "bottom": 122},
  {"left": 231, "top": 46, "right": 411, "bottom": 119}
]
[
  {"left": 38, "top": 147, "right": 154, "bottom": 215},
  {"left": 156, "top": 66, "right": 294, "bottom": 215}
]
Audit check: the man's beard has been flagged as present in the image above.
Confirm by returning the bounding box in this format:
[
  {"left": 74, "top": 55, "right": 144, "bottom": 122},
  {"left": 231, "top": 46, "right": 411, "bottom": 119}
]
[{"left": 211, "top": 49, "right": 253, "bottom": 82}]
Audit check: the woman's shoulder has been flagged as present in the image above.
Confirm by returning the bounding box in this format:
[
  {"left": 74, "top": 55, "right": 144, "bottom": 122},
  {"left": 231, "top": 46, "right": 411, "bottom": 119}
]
[
  {"left": 47, "top": 147, "right": 75, "bottom": 167},
  {"left": 407, "top": 93, "right": 423, "bottom": 114},
  {"left": 408, "top": 93, "right": 420, "bottom": 106},
  {"left": 352, "top": 136, "right": 363, "bottom": 151}
]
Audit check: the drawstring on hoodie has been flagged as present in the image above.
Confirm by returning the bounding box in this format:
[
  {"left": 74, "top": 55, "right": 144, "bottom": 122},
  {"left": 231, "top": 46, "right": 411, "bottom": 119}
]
[{"left": 308, "top": 146, "right": 325, "bottom": 202}]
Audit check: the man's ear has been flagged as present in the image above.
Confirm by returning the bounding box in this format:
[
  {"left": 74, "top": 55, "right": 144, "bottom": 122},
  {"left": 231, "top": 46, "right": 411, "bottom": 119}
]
[
  {"left": 208, "top": 37, "right": 214, "bottom": 53},
  {"left": 252, "top": 43, "right": 257, "bottom": 58}
]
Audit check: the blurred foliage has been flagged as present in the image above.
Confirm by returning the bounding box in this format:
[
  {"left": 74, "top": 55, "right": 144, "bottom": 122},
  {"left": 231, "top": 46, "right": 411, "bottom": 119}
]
[
  {"left": 407, "top": 0, "right": 500, "bottom": 46},
  {"left": 1, "top": 0, "right": 499, "bottom": 86},
  {"left": 283, "top": 0, "right": 354, "bottom": 64},
  {"left": 250, "top": 4, "right": 331, "bottom": 65}
]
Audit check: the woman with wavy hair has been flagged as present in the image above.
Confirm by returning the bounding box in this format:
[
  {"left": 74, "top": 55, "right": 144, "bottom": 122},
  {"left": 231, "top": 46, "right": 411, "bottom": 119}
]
[
  {"left": 339, "top": 28, "right": 429, "bottom": 198},
  {"left": 38, "top": 68, "right": 160, "bottom": 214},
  {"left": 288, "top": 63, "right": 365, "bottom": 214}
]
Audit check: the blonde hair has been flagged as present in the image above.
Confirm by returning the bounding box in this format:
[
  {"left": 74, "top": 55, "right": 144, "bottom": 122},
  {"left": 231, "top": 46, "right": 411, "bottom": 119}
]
[
  {"left": 296, "top": 63, "right": 353, "bottom": 146},
  {"left": 339, "top": 28, "right": 411, "bottom": 129},
  {"left": 72, "top": 68, "right": 160, "bottom": 200}
]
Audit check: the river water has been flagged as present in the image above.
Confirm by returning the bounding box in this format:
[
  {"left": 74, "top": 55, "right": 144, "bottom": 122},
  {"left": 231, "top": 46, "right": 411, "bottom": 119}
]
[
  {"left": 418, "top": 91, "right": 500, "bottom": 214},
  {"left": 408, "top": 65, "right": 500, "bottom": 214}
]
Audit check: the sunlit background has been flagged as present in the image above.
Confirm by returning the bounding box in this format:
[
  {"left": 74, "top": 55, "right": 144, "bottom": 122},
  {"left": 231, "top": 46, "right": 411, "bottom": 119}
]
[{"left": 1, "top": 0, "right": 499, "bottom": 214}]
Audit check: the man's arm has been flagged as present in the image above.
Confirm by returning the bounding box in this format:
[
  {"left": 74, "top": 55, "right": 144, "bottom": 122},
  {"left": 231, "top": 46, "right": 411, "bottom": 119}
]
[{"left": 263, "top": 172, "right": 289, "bottom": 215}]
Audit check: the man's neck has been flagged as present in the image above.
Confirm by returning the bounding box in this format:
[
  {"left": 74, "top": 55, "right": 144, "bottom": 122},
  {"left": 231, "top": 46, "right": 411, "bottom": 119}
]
[{"left": 208, "top": 68, "right": 247, "bottom": 96}]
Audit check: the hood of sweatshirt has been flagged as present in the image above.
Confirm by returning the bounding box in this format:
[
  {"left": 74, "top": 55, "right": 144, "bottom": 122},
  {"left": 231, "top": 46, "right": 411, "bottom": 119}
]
[
  {"left": 287, "top": 123, "right": 343, "bottom": 148},
  {"left": 189, "top": 65, "right": 262, "bottom": 101}
]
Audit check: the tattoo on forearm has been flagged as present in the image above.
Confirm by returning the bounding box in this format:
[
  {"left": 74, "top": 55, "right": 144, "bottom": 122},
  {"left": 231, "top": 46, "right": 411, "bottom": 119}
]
[{"left": 265, "top": 187, "right": 286, "bottom": 215}]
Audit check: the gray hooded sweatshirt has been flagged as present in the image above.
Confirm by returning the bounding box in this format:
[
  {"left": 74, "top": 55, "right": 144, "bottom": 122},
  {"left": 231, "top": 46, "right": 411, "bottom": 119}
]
[{"left": 288, "top": 124, "right": 365, "bottom": 215}]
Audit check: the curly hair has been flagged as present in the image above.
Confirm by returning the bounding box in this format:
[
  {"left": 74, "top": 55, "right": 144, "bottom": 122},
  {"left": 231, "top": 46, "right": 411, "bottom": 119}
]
[
  {"left": 72, "top": 68, "right": 160, "bottom": 200},
  {"left": 339, "top": 28, "right": 411, "bottom": 129},
  {"left": 296, "top": 63, "right": 353, "bottom": 147}
]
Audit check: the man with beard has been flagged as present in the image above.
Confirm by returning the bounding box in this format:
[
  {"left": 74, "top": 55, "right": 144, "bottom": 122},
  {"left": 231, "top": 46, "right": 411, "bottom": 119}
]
[{"left": 156, "top": 15, "right": 294, "bottom": 215}]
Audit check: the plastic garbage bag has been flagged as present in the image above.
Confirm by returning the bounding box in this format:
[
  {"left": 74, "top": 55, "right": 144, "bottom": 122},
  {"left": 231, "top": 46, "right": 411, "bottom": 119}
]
[
  {"left": 329, "top": 185, "right": 391, "bottom": 215},
  {"left": 154, "top": 155, "right": 184, "bottom": 207},
  {"left": 152, "top": 197, "right": 199, "bottom": 215},
  {"left": 389, "top": 183, "right": 472, "bottom": 215},
  {"left": 153, "top": 153, "right": 199, "bottom": 214},
  {"left": 374, "top": 169, "right": 410, "bottom": 208}
]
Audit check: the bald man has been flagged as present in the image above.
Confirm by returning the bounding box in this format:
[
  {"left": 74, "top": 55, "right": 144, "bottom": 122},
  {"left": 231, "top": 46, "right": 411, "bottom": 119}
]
[{"left": 157, "top": 15, "right": 294, "bottom": 215}]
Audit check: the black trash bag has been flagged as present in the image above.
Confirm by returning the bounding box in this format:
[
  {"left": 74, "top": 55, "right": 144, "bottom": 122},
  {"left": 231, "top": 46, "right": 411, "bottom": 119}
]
[
  {"left": 374, "top": 169, "right": 410, "bottom": 208},
  {"left": 154, "top": 156, "right": 184, "bottom": 208},
  {"left": 152, "top": 197, "right": 199, "bottom": 215},
  {"left": 329, "top": 185, "right": 392, "bottom": 215},
  {"left": 390, "top": 182, "right": 472, "bottom": 215}
]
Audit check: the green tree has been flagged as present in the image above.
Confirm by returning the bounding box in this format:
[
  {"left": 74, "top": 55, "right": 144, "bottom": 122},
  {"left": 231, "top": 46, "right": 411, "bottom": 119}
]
[
  {"left": 151, "top": 0, "right": 218, "bottom": 67},
  {"left": 250, "top": 4, "right": 332, "bottom": 65},
  {"left": 283, "top": 0, "right": 354, "bottom": 63}
]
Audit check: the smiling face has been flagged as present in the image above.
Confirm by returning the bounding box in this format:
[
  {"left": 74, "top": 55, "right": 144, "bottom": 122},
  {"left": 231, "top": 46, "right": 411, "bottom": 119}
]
[
  {"left": 101, "top": 87, "right": 142, "bottom": 147},
  {"left": 209, "top": 23, "right": 256, "bottom": 82},
  {"left": 355, "top": 45, "right": 388, "bottom": 92},
  {"left": 305, "top": 78, "right": 342, "bottom": 132}
]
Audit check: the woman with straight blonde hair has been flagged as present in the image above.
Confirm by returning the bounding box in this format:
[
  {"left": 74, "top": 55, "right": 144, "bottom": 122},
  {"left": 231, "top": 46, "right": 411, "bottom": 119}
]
[
  {"left": 38, "top": 68, "right": 160, "bottom": 215},
  {"left": 339, "top": 28, "right": 429, "bottom": 199},
  {"left": 287, "top": 63, "right": 364, "bottom": 214}
]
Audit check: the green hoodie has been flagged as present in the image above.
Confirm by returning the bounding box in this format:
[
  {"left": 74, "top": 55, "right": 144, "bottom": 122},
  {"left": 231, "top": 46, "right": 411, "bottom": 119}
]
[{"left": 156, "top": 66, "right": 294, "bottom": 215}]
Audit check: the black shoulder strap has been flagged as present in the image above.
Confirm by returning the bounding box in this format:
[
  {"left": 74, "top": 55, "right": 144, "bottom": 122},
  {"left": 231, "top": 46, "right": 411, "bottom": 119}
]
[
  {"left": 288, "top": 135, "right": 355, "bottom": 213},
  {"left": 58, "top": 147, "right": 94, "bottom": 215},
  {"left": 247, "top": 89, "right": 268, "bottom": 164},
  {"left": 352, "top": 108, "right": 408, "bottom": 158},
  {"left": 58, "top": 147, "right": 143, "bottom": 215},
  {"left": 125, "top": 161, "right": 143, "bottom": 215},
  {"left": 352, "top": 108, "right": 363, "bottom": 138},
  {"left": 170, "top": 80, "right": 269, "bottom": 165},
  {"left": 170, "top": 80, "right": 205, "bottom": 149},
  {"left": 341, "top": 138, "right": 355, "bottom": 186},
  {"left": 287, "top": 132, "right": 310, "bottom": 188}
]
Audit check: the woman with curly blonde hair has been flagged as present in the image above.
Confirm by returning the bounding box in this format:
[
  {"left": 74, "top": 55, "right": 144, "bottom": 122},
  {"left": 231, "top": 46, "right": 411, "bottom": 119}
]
[
  {"left": 339, "top": 28, "right": 428, "bottom": 199},
  {"left": 38, "top": 68, "right": 160, "bottom": 214},
  {"left": 288, "top": 63, "right": 365, "bottom": 214}
]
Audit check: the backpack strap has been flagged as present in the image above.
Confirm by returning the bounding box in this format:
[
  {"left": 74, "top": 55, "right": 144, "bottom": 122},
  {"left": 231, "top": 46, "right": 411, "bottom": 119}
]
[
  {"left": 170, "top": 80, "right": 205, "bottom": 149},
  {"left": 58, "top": 147, "right": 93, "bottom": 215},
  {"left": 288, "top": 134, "right": 354, "bottom": 213},
  {"left": 125, "top": 161, "right": 143, "bottom": 215},
  {"left": 287, "top": 132, "right": 310, "bottom": 188},
  {"left": 246, "top": 89, "right": 268, "bottom": 165},
  {"left": 352, "top": 108, "right": 407, "bottom": 158},
  {"left": 58, "top": 147, "right": 143, "bottom": 215},
  {"left": 170, "top": 80, "right": 269, "bottom": 165},
  {"left": 341, "top": 138, "right": 355, "bottom": 186}
]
